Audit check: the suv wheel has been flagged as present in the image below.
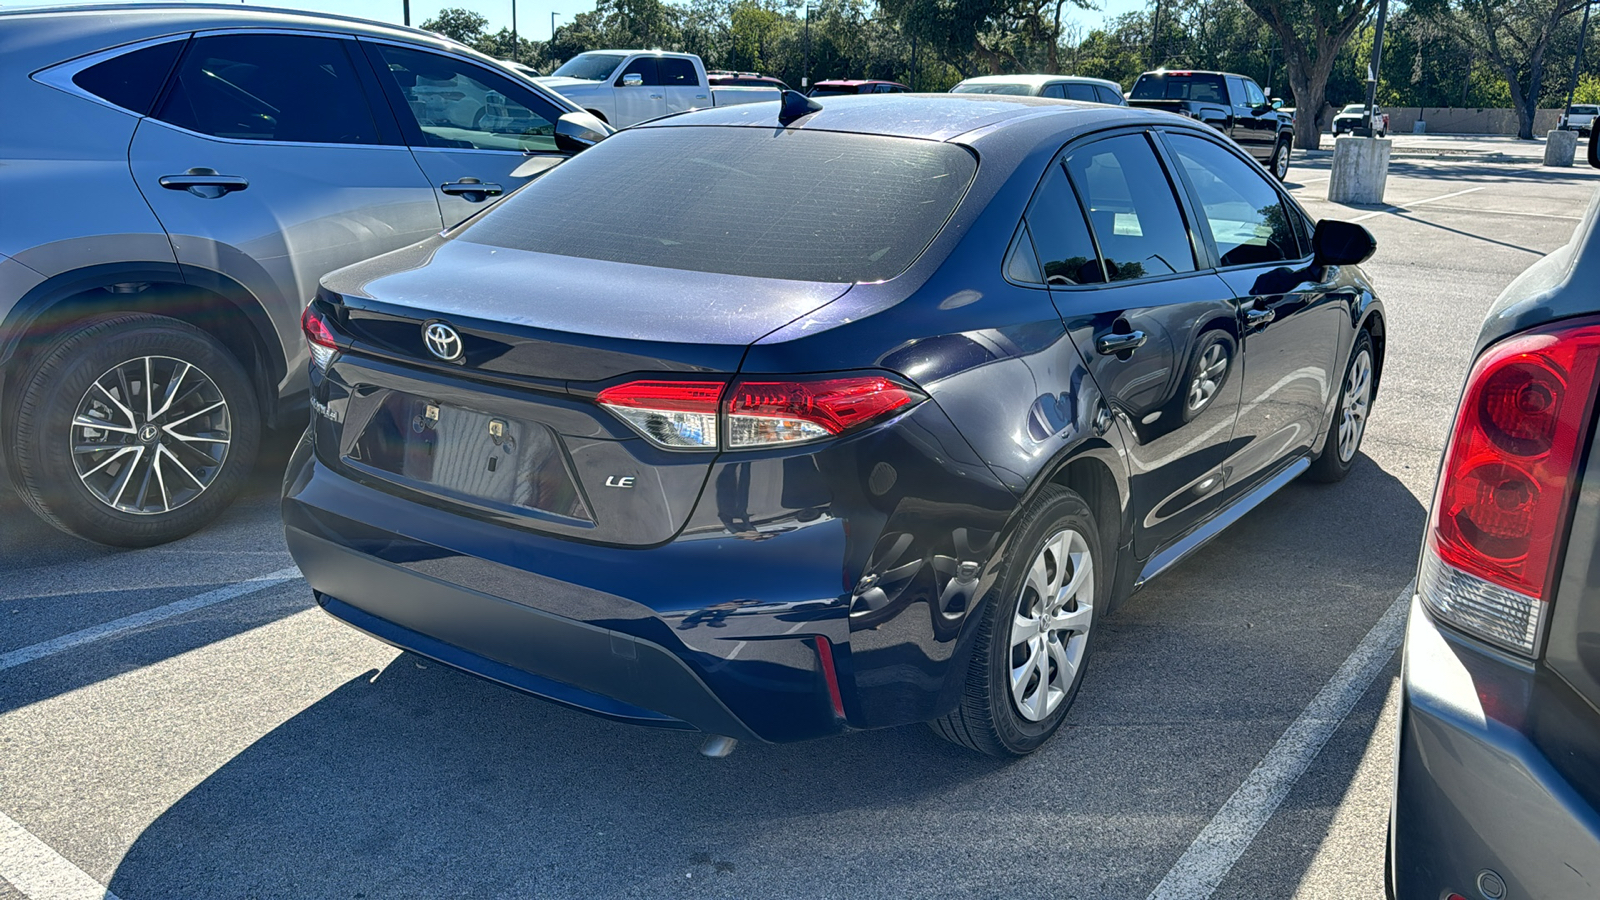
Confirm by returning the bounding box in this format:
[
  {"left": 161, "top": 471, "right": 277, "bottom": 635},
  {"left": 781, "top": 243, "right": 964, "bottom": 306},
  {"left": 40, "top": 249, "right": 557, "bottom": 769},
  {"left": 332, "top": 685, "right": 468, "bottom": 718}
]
[
  {"left": 930, "top": 485, "right": 1104, "bottom": 757},
  {"left": 6, "top": 313, "right": 261, "bottom": 547},
  {"left": 1271, "top": 138, "right": 1291, "bottom": 181}
]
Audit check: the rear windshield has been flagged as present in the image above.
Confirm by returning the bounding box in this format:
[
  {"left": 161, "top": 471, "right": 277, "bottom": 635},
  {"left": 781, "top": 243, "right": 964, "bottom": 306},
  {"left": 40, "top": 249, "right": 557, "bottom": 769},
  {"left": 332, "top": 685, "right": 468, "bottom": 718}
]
[
  {"left": 551, "top": 53, "right": 626, "bottom": 81},
  {"left": 1570, "top": 105, "right": 1599, "bottom": 115},
  {"left": 1130, "top": 73, "right": 1226, "bottom": 103},
  {"left": 952, "top": 82, "right": 1034, "bottom": 95},
  {"left": 808, "top": 87, "right": 859, "bottom": 96},
  {"left": 461, "top": 126, "right": 977, "bottom": 283}
]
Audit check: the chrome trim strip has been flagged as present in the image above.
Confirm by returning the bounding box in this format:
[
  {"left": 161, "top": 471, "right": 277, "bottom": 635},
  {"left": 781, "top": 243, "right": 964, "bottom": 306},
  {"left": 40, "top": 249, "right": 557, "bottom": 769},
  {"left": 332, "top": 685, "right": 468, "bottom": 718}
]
[{"left": 1134, "top": 457, "right": 1311, "bottom": 589}]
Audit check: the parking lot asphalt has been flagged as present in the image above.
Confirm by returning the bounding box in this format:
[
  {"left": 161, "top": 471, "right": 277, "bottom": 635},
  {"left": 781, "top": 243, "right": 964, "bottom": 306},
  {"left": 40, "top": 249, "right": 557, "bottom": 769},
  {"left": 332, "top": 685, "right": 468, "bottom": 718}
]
[{"left": 1, "top": 151, "right": 1595, "bottom": 900}]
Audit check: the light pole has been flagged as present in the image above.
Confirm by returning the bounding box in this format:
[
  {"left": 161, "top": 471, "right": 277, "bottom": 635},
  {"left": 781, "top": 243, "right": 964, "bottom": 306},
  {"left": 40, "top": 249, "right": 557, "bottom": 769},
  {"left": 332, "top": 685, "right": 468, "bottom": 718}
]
[
  {"left": 511, "top": 0, "right": 518, "bottom": 63},
  {"left": 1565, "top": 0, "right": 1595, "bottom": 117},
  {"left": 1358, "top": 0, "right": 1388, "bottom": 137},
  {"left": 551, "top": 11, "right": 561, "bottom": 43},
  {"left": 804, "top": 5, "right": 816, "bottom": 88},
  {"left": 402, "top": 0, "right": 410, "bottom": 26}
]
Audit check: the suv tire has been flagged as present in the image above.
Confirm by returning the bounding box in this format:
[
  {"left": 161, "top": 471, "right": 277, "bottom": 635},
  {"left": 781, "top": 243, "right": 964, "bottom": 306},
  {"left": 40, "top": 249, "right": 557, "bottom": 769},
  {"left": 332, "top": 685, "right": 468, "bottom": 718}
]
[
  {"left": 6, "top": 313, "right": 261, "bottom": 547},
  {"left": 930, "top": 485, "right": 1104, "bottom": 757},
  {"left": 1270, "top": 137, "right": 1291, "bottom": 181}
]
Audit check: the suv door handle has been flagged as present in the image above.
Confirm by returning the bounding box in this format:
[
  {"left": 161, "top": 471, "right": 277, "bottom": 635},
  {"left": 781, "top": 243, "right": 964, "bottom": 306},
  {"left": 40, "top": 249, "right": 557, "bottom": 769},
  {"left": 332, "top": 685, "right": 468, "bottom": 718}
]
[
  {"left": 158, "top": 168, "right": 249, "bottom": 198},
  {"left": 440, "top": 178, "right": 504, "bottom": 201},
  {"left": 1096, "top": 331, "right": 1148, "bottom": 356},
  {"left": 1244, "top": 307, "right": 1276, "bottom": 328}
]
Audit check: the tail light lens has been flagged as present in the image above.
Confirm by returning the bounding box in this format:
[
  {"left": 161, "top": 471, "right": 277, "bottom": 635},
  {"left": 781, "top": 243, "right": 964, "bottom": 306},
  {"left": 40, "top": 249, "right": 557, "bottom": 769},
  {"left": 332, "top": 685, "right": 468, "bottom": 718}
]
[
  {"left": 597, "top": 373, "right": 922, "bottom": 451},
  {"left": 1421, "top": 315, "right": 1600, "bottom": 656},
  {"left": 301, "top": 306, "right": 338, "bottom": 370}
]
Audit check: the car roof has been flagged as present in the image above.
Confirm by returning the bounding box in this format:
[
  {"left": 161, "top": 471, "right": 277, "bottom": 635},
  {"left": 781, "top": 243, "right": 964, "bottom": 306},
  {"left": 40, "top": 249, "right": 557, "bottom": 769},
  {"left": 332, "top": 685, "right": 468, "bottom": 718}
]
[
  {"left": 636, "top": 92, "right": 1170, "bottom": 143},
  {"left": 957, "top": 74, "right": 1120, "bottom": 89},
  {"left": 579, "top": 49, "right": 697, "bottom": 58},
  {"left": 814, "top": 80, "right": 905, "bottom": 87}
]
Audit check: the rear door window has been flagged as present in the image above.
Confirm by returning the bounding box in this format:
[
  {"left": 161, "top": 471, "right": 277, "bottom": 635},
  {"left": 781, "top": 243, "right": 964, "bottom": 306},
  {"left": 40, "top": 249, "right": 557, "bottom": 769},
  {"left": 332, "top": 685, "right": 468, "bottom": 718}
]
[
  {"left": 1095, "top": 85, "right": 1123, "bottom": 105},
  {"left": 1062, "top": 134, "right": 1196, "bottom": 281},
  {"left": 73, "top": 40, "right": 185, "bottom": 115},
  {"left": 1065, "top": 83, "right": 1098, "bottom": 102},
  {"left": 1132, "top": 73, "right": 1225, "bottom": 103},
  {"left": 461, "top": 127, "right": 976, "bottom": 283},
  {"left": 155, "top": 33, "right": 381, "bottom": 144}
]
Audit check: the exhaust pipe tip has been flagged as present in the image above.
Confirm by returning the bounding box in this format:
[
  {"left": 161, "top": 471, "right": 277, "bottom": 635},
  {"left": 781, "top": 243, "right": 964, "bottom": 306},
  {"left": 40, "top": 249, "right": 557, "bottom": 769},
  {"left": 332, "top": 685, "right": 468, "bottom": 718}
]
[{"left": 699, "top": 735, "right": 738, "bottom": 758}]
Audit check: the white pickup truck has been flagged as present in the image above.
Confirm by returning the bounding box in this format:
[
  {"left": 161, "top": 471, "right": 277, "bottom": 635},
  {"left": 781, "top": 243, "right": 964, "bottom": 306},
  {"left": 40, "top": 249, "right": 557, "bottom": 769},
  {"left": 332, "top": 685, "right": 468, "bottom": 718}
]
[{"left": 537, "top": 51, "right": 780, "bottom": 127}]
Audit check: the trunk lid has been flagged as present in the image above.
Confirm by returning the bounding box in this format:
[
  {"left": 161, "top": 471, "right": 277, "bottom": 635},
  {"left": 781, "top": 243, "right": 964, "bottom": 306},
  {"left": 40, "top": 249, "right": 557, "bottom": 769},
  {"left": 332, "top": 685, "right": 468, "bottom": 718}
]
[{"left": 314, "top": 238, "right": 851, "bottom": 545}]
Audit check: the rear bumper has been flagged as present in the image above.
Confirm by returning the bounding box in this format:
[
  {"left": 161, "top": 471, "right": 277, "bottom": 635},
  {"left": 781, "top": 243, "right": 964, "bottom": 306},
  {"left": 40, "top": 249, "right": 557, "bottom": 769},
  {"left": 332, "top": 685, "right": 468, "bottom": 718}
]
[
  {"left": 282, "top": 435, "right": 852, "bottom": 743},
  {"left": 1390, "top": 597, "right": 1600, "bottom": 898}
]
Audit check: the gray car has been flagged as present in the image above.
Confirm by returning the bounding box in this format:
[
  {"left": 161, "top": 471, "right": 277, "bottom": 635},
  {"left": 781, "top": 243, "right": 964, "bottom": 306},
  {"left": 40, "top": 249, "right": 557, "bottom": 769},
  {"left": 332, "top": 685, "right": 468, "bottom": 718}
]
[
  {"left": 1388, "top": 134, "right": 1600, "bottom": 897},
  {"left": 0, "top": 3, "right": 602, "bottom": 546}
]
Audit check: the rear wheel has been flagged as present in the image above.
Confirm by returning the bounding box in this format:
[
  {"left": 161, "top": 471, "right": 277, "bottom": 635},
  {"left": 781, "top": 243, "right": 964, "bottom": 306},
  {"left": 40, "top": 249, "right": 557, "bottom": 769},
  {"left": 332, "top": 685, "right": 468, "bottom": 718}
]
[
  {"left": 6, "top": 313, "right": 260, "bottom": 546},
  {"left": 1270, "top": 137, "right": 1291, "bottom": 181},
  {"left": 930, "top": 485, "right": 1104, "bottom": 757},
  {"left": 1307, "top": 329, "right": 1374, "bottom": 483}
]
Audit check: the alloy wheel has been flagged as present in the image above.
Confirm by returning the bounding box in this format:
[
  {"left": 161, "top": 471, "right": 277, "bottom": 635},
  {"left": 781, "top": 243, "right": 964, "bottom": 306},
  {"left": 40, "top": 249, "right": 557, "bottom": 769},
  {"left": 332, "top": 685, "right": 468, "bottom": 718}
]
[
  {"left": 1338, "top": 348, "right": 1373, "bottom": 463},
  {"left": 1274, "top": 144, "right": 1290, "bottom": 179},
  {"left": 1187, "top": 342, "right": 1230, "bottom": 412},
  {"left": 70, "top": 355, "right": 232, "bottom": 515},
  {"left": 1008, "top": 528, "right": 1095, "bottom": 722}
]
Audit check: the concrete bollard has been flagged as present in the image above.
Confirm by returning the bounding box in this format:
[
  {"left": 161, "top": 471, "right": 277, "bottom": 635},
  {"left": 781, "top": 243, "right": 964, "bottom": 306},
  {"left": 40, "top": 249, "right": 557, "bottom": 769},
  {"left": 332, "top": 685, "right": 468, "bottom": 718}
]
[
  {"left": 1545, "top": 129, "right": 1578, "bottom": 167},
  {"left": 1328, "top": 136, "right": 1392, "bottom": 206}
]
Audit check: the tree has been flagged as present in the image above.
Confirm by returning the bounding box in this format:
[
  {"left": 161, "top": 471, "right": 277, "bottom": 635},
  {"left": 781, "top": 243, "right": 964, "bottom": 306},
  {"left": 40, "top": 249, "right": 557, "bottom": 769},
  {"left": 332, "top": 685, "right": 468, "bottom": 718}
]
[
  {"left": 421, "top": 7, "right": 490, "bottom": 45},
  {"left": 1239, "top": 0, "right": 1376, "bottom": 150},
  {"left": 1417, "top": 0, "right": 1590, "bottom": 139}
]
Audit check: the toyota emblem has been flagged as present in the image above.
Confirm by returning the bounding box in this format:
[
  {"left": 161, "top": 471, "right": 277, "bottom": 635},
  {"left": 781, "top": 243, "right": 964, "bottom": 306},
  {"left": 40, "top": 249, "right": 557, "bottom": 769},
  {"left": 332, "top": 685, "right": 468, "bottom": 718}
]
[{"left": 423, "top": 321, "right": 463, "bottom": 362}]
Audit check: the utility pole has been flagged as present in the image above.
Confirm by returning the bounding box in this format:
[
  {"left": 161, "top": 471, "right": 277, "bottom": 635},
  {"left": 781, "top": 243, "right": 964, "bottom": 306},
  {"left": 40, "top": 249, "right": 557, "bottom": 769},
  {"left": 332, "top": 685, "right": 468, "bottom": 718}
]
[
  {"left": 1358, "top": 0, "right": 1388, "bottom": 137},
  {"left": 402, "top": 0, "right": 410, "bottom": 26},
  {"left": 551, "top": 12, "right": 561, "bottom": 49},
  {"left": 511, "top": 0, "right": 518, "bottom": 63},
  {"left": 911, "top": 34, "right": 918, "bottom": 92},
  {"left": 1565, "top": 0, "right": 1595, "bottom": 115},
  {"left": 804, "top": 5, "right": 813, "bottom": 88}
]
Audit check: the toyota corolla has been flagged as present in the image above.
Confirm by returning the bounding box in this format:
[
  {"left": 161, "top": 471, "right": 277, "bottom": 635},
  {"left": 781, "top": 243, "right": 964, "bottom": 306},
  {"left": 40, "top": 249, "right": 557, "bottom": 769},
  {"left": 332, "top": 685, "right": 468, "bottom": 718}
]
[{"left": 283, "top": 93, "right": 1385, "bottom": 756}]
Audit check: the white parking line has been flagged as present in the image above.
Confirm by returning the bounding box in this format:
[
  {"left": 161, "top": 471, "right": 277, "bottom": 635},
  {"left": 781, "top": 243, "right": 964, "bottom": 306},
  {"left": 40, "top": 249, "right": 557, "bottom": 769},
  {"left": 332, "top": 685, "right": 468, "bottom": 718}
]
[
  {"left": 0, "top": 567, "right": 302, "bottom": 672},
  {"left": 1145, "top": 586, "right": 1411, "bottom": 900},
  {"left": 0, "top": 809, "right": 121, "bottom": 900},
  {"left": 1351, "top": 187, "right": 1484, "bottom": 222}
]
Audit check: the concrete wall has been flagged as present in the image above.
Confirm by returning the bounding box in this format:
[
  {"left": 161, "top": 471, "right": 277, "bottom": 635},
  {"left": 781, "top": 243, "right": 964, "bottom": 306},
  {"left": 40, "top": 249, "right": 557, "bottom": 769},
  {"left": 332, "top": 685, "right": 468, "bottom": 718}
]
[{"left": 1376, "top": 107, "right": 1563, "bottom": 135}]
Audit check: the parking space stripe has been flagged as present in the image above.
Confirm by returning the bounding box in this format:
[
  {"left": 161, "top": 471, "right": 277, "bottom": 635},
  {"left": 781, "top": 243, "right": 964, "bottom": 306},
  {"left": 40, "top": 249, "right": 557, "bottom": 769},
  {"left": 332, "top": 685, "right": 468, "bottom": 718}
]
[
  {"left": 0, "top": 809, "right": 120, "bottom": 900},
  {"left": 1350, "top": 187, "right": 1484, "bottom": 222},
  {"left": 0, "top": 567, "right": 302, "bottom": 672},
  {"left": 1144, "top": 586, "right": 1411, "bottom": 900}
]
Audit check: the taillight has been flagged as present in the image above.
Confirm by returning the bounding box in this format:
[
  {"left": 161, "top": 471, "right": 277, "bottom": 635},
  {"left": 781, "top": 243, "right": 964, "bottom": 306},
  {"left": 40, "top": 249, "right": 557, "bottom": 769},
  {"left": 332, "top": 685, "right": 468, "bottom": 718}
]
[
  {"left": 301, "top": 306, "right": 338, "bottom": 370},
  {"left": 1421, "top": 315, "right": 1600, "bottom": 656},
  {"left": 596, "top": 373, "right": 922, "bottom": 451}
]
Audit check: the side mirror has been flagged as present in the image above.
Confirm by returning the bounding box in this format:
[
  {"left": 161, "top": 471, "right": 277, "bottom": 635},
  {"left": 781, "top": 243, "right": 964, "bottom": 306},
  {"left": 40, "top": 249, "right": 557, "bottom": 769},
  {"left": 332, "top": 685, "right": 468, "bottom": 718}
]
[
  {"left": 620, "top": 72, "right": 644, "bottom": 87},
  {"left": 1271, "top": 98, "right": 1284, "bottom": 110},
  {"left": 1313, "top": 219, "right": 1377, "bottom": 266},
  {"left": 1589, "top": 128, "right": 1599, "bottom": 169},
  {"left": 553, "top": 111, "right": 614, "bottom": 153}
]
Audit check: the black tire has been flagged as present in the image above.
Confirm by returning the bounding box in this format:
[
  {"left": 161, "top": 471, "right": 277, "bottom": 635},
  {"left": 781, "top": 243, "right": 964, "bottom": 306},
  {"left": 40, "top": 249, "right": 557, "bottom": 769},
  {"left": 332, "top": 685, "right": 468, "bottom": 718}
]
[
  {"left": 1307, "top": 329, "right": 1374, "bottom": 483},
  {"left": 1270, "top": 137, "right": 1291, "bottom": 181},
  {"left": 5, "top": 313, "right": 261, "bottom": 547},
  {"left": 930, "top": 485, "right": 1105, "bottom": 757}
]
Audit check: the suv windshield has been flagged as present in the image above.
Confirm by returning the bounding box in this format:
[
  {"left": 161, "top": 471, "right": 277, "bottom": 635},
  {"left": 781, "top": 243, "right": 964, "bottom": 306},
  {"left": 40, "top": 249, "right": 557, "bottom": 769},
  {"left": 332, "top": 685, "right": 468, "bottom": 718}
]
[
  {"left": 461, "top": 126, "right": 977, "bottom": 283},
  {"left": 1129, "top": 73, "right": 1226, "bottom": 102},
  {"left": 551, "top": 53, "right": 627, "bottom": 81},
  {"left": 952, "top": 82, "right": 1034, "bottom": 95}
]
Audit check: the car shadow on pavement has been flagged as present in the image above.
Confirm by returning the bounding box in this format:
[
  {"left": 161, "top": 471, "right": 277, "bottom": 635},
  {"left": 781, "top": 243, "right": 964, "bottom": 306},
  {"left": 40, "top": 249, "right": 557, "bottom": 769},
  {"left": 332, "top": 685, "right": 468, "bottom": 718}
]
[{"left": 105, "top": 454, "right": 1427, "bottom": 899}]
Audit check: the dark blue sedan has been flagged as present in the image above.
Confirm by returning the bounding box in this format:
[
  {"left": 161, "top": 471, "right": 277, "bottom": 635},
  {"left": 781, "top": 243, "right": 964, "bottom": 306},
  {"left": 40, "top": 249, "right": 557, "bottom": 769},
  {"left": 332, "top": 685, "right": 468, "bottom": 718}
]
[{"left": 283, "top": 94, "right": 1384, "bottom": 756}]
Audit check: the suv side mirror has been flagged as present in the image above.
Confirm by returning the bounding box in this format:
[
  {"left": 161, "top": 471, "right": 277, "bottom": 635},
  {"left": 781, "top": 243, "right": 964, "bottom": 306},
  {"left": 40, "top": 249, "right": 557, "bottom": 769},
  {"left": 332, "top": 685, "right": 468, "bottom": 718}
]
[
  {"left": 553, "top": 111, "right": 614, "bottom": 153},
  {"left": 1589, "top": 128, "right": 1599, "bottom": 169},
  {"left": 1271, "top": 98, "right": 1284, "bottom": 110},
  {"left": 1313, "top": 219, "right": 1377, "bottom": 266},
  {"left": 620, "top": 72, "right": 644, "bottom": 87}
]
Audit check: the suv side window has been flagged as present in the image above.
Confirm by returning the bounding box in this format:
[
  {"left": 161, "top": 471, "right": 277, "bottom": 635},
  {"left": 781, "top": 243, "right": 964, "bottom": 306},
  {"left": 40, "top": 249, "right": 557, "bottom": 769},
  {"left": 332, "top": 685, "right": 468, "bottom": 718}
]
[
  {"left": 73, "top": 40, "right": 185, "bottom": 115},
  {"left": 616, "top": 57, "right": 661, "bottom": 86},
  {"left": 658, "top": 58, "right": 698, "bottom": 86},
  {"left": 1065, "top": 83, "right": 1098, "bottom": 102},
  {"left": 155, "top": 34, "right": 380, "bottom": 144},
  {"left": 371, "top": 43, "right": 562, "bottom": 153},
  {"left": 1244, "top": 79, "right": 1267, "bottom": 108},
  {"left": 1094, "top": 85, "right": 1123, "bottom": 105},
  {"left": 1025, "top": 161, "right": 1104, "bottom": 285},
  {"left": 1225, "top": 76, "right": 1249, "bottom": 107},
  {"left": 1166, "top": 132, "right": 1301, "bottom": 266},
  {"left": 1062, "top": 134, "right": 1196, "bottom": 281}
]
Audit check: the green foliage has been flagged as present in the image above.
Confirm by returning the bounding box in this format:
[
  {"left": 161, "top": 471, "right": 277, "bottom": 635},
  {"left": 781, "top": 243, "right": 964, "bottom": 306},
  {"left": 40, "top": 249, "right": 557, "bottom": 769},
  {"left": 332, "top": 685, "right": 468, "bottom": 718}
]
[{"left": 421, "top": 8, "right": 490, "bottom": 44}]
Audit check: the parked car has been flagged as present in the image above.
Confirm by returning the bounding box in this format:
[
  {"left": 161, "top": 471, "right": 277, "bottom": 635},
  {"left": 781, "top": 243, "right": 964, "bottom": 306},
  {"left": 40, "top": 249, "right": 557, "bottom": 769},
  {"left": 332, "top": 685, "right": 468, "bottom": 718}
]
[
  {"left": 1559, "top": 103, "right": 1598, "bottom": 135},
  {"left": 1332, "top": 102, "right": 1388, "bottom": 136},
  {"left": 0, "top": 3, "right": 608, "bottom": 547},
  {"left": 501, "top": 59, "right": 542, "bottom": 79},
  {"left": 951, "top": 74, "right": 1125, "bottom": 106},
  {"left": 537, "top": 51, "right": 778, "bottom": 126},
  {"left": 1387, "top": 130, "right": 1600, "bottom": 900},
  {"left": 284, "top": 93, "right": 1385, "bottom": 758},
  {"left": 707, "top": 70, "right": 791, "bottom": 92},
  {"left": 807, "top": 79, "right": 909, "bottom": 96},
  {"left": 1127, "top": 69, "right": 1294, "bottom": 180}
]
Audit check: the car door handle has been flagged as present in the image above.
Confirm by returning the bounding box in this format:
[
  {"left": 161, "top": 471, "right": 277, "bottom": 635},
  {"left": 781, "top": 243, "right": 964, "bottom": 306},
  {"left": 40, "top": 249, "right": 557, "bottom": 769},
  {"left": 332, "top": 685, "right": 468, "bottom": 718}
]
[
  {"left": 1096, "top": 331, "right": 1147, "bottom": 356},
  {"left": 440, "top": 178, "right": 504, "bottom": 200},
  {"left": 158, "top": 168, "right": 249, "bottom": 198},
  {"left": 650, "top": 93, "right": 663, "bottom": 99},
  {"left": 1244, "top": 307, "right": 1276, "bottom": 328}
]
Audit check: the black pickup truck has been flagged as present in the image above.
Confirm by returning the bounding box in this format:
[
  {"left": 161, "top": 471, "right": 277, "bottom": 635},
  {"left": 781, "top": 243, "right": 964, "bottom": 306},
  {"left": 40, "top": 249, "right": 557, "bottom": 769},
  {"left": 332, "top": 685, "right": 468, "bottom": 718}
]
[{"left": 1127, "top": 69, "right": 1294, "bottom": 180}]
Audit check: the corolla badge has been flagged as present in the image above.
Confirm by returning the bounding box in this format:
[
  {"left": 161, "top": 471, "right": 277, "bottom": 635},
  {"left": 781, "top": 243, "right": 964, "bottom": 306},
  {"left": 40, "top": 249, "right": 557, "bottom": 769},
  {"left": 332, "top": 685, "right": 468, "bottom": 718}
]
[{"left": 423, "top": 321, "right": 463, "bottom": 362}]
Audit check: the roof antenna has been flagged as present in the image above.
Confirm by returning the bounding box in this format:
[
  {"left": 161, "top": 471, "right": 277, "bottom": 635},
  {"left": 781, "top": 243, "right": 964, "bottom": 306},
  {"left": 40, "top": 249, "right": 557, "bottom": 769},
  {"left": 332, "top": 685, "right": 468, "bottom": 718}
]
[{"left": 778, "top": 90, "right": 823, "bottom": 126}]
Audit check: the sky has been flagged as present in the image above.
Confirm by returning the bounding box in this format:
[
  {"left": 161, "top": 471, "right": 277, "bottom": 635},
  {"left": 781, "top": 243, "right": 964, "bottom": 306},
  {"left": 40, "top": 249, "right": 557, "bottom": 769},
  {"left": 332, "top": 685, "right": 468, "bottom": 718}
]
[{"left": 8, "top": 0, "right": 1150, "bottom": 42}]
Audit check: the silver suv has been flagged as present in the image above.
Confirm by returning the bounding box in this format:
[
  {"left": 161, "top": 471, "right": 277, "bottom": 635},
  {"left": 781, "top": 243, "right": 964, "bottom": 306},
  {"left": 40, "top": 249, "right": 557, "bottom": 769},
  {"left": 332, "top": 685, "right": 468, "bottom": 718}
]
[{"left": 0, "top": 3, "right": 599, "bottom": 546}]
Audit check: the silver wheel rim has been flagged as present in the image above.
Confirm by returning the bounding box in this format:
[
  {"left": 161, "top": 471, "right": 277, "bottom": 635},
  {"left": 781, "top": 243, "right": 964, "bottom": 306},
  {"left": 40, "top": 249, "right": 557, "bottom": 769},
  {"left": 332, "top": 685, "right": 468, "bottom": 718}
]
[
  {"left": 1008, "top": 528, "right": 1094, "bottom": 722},
  {"left": 1186, "top": 342, "right": 1229, "bottom": 412},
  {"left": 1275, "top": 146, "right": 1289, "bottom": 178},
  {"left": 70, "top": 355, "right": 231, "bottom": 515},
  {"left": 1337, "top": 349, "right": 1372, "bottom": 463}
]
